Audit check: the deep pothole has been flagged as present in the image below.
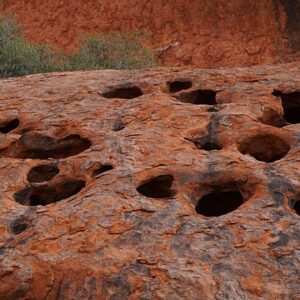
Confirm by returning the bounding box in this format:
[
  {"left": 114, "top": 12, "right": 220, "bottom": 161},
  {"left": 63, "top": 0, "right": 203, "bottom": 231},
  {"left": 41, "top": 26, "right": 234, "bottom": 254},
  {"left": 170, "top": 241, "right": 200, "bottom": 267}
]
[
  {"left": 273, "top": 90, "right": 300, "bottom": 124},
  {"left": 102, "top": 86, "right": 143, "bottom": 99},
  {"left": 168, "top": 80, "right": 192, "bottom": 93},
  {"left": 0, "top": 133, "right": 92, "bottom": 159},
  {"left": 289, "top": 198, "right": 300, "bottom": 216},
  {"left": 0, "top": 118, "right": 20, "bottom": 134},
  {"left": 14, "top": 179, "right": 86, "bottom": 206},
  {"left": 137, "top": 175, "right": 175, "bottom": 198},
  {"left": 175, "top": 89, "right": 217, "bottom": 105},
  {"left": 196, "top": 190, "right": 244, "bottom": 217},
  {"left": 27, "top": 164, "right": 60, "bottom": 183},
  {"left": 238, "top": 134, "right": 290, "bottom": 162}
]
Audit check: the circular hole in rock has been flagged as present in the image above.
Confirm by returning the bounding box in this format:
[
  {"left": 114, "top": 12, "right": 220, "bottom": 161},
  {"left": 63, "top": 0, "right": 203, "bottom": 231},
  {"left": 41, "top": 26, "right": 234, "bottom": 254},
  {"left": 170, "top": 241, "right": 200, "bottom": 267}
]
[
  {"left": 137, "top": 175, "right": 174, "bottom": 198},
  {"left": 196, "top": 190, "right": 244, "bottom": 217},
  {"left": 238, "top": 134, "right": 290, "bottom": 162},
  {"left": 93, "top": 164, "right": 113, "bottom": 177},
  {"left": 289, "top": 199, "right": 300, "bottom": 216},
  {"left": 176, "top": 89, "right": 217, "bottom": 105},
  {"left": 0, "top": 118, "right": 20, "bottom": 134},
  {"left": 168, "top": 80, "right": 192, "bottom": 93},
  {"left": 273, "top": 90, "right": 300, "bottom": 124},
  {"left": 27, "top": 164, "right": 60, "bottom": 183},
  {"left": 102, "top": 86, "right": 143, "bottom": 99},
  {"left": 14, "top": 179, "right": 86, "bottom": 206}
]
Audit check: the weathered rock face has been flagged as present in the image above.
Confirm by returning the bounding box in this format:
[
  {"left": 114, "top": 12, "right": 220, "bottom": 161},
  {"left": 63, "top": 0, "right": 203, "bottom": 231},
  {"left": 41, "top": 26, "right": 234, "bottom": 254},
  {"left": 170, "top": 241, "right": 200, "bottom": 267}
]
[
  {"left": 0, "top": 62, "right": 300, "bottom": 299},
  {"left": 0, "top": 0, "right": 299, "bottom": 67}
]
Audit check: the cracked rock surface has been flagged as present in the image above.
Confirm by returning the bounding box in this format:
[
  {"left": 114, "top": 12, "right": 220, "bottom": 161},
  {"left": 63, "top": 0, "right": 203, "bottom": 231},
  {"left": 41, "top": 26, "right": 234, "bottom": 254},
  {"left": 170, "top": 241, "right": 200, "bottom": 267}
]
[{"left": 0, "top": 62, "right": 300, "bottom": 299}]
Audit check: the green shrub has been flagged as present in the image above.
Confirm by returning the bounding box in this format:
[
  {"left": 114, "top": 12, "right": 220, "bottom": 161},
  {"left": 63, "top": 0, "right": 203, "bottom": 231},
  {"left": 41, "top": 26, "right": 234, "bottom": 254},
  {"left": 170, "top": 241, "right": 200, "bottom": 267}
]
[
  {"left": 66, "top": 31, "right": 156, "bottom": 71},
  {"left": 0, "top": 15, "right": 157, "bottom": 78},
  {"left": 0, "top": 15, "right": 60, "bottom": 78}
]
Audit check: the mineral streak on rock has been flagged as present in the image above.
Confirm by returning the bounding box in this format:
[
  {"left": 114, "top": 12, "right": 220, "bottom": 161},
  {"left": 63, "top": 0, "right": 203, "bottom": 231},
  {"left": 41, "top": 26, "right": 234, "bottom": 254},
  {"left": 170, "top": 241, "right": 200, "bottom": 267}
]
[{"left": 0, "top": 62, "right": 299, "bottom": 299}]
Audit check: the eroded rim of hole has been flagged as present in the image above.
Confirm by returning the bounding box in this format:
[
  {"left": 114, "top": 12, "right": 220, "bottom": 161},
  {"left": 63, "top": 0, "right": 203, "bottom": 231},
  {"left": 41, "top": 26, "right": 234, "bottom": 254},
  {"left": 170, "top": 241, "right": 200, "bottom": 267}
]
[
  {"left": 238, "top": 134, "right": 290, "bottom": 163},
  {"left": 27, "top": 164, "right": 60, "bottom": 183},
  {"left": 272, "top": 90, "right": 300, "bottom": 124},
  {"left": 175, "top": 89, "right": 217, "bottom": 105},
  {"left": 102, "top": 86, "right": 143, "bottom": 99},
  {"left": 137, "top": 174, "right": 175, "bottom": 198},
  {"left": 195, "top": 189, "right": 245, "bottom": 217},
  {"left": 14, "top": 179, "right": 86, "bottom": 206},
  {"left": 0, "top": 118, "right": 20, "bottom": 134},
  {"left": 168, "top": 80, "right": 192, "bottom": 93}
]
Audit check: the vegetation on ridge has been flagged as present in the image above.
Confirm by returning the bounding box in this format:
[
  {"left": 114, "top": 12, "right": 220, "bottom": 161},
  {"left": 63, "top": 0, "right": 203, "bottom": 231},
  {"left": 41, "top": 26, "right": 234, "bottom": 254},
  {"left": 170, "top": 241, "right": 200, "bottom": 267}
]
[{"left": 0, "top": 15, "right": 157, "bottom": 78}]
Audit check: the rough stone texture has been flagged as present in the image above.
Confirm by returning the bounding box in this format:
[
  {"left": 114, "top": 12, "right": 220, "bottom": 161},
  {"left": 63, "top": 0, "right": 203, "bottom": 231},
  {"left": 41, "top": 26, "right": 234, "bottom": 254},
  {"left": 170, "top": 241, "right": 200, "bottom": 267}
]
[
  {"left": 0, "top": 0, "right": 299, "bottom": 67},
  {"left": 0, "top": 62, "right": 300, "bottom": 299}
]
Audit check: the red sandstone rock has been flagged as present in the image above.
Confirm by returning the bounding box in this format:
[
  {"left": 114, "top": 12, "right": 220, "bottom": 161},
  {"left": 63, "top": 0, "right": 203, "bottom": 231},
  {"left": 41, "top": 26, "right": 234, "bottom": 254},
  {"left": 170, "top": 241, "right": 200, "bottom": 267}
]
[
  {"left": 0, "top": 0, "right": 299, "bottom": 67},
  {"left": 0, "top": 62, "right": 300, "bottom": 299}
]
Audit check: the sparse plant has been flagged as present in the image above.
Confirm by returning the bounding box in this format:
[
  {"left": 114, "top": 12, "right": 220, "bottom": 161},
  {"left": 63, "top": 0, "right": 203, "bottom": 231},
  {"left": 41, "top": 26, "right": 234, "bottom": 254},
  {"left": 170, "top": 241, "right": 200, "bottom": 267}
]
[
  {"left": 0, "top": 14, "right": 60, "bottom": 78},
  {"left": 65, "top": 30, "right": 156, "bottom": 71},
  {"left": 0, "top": 15, "right": 157, "bottom": 79}
]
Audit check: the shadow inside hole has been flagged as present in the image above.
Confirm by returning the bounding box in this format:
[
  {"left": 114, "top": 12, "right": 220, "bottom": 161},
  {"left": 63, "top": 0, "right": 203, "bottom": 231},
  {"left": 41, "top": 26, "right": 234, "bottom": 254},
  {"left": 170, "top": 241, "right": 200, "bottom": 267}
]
[
  {"left": 102, "top": 86, "right": 143, "bottom": 99},
  {"left": 113, "top": 118, "right": 126, "bottom": 131},
  {"left": 93, "top": 165, "right": 113, "bottom": 177},
  {"left": 196, "top": 191, "right": 244, "bottom": 217},
  {"left": 168, "top": 80, "right": 192, "bottom": 93},
  {"left": 27, "top": 164, "right": 59, "bottom": 183},
  {"left": 199, "top": 141, "right": 222, "bottom": 151},
  {"left": 273, "top": 90, "right": 300, "bottom": 124},
  {"left": 0, "top": 133, "right": 91, "bottom": 159},
  {"left": 14, "top": 179, "right": 86, "bottom": 206},
  {"left": 186, "top": 136, "right": 222, "bottom": 151},
  {"left": 176, "top": 89, "right": 217, "bottom": 105},
  {"left": 238, "top": 134, "right": 290, "bottom": 162},
  {"left": 0, "top": 118, "right": 20, "bottom": 134},
  {"left": 10, "top": 220, "right": 29, "bottom": 235},
  {"left": 137, "top": 175, "right": 174, "bottom": 198},
  {"left": 289, "top": 199, "right": 300, "bottom": 216}
]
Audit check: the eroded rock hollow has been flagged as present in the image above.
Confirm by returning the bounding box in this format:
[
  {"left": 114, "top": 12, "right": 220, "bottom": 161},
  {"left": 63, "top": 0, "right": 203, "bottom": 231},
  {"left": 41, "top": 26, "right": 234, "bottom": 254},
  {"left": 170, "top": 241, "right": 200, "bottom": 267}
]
[{"left": 0, "top": 63, "right": 300, "bottom": 299}]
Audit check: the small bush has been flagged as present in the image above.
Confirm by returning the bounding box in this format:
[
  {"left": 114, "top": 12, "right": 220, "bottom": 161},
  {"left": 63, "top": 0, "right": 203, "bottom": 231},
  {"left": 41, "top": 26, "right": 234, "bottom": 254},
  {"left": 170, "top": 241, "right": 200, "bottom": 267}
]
[
  {"left": 0, "top": 15, "right": 157, "bottom": 79},
  {"left": 66, "top": 31, "right": 156, "bottom": 71},
  {"left": 0, "top": 15, "right": 60, "bottom": 78}
]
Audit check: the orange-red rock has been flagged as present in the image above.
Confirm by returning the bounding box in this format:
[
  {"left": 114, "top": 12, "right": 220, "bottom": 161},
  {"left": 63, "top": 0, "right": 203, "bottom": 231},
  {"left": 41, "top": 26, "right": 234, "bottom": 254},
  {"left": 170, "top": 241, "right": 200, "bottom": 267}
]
[
  {"left": 0, "top": 0, "right": 299, "bottom": 67},
  {"left": 0, "top": 62, "right": 300, "bottom": 299}
]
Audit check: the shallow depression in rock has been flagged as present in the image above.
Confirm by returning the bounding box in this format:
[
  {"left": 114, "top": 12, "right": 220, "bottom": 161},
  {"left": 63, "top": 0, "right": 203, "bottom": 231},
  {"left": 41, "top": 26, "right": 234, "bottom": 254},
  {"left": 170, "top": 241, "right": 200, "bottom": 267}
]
[
  {"left": 27, "top": 164, "right": 60, "bottom": 183},
  {"left": 102, "top": 86, "right": 143, "bottom": 99},
  {"left": 238, "top": 134, "right": 290, "bottom": 162},
  {"left": 168, "top": 80, "right": 192, "bottom": 93},
  {"left": 175, "top": 89, "right": 217, "bottom": 105},
  {"left": 14, "top": 179, "right": 86, "bottom": 206},
  {"left": 0, "top": 133, "right": 92, "bottom": 159},
  {"left": 137, "top": 175, "right": 174, "bottom": 198}
]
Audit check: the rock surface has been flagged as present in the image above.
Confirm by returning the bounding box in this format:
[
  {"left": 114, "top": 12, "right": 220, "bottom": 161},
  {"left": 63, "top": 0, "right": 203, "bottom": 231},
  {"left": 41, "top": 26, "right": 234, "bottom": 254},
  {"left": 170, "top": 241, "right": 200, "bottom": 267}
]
[
  {"left": 0, "top": 62, "right": 300, "bottom": 299},
  {"left": 0, "top": 0, "right": 299, "bottom": 67}
]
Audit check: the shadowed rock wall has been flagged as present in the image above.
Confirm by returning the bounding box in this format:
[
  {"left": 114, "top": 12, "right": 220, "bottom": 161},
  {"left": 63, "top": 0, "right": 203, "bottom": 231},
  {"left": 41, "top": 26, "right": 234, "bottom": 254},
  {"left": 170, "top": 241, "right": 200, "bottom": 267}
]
[{"left": 0, "top": 0, "right": 299, "bottom": 67}]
